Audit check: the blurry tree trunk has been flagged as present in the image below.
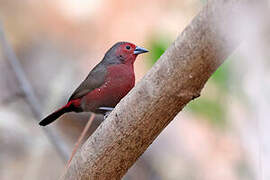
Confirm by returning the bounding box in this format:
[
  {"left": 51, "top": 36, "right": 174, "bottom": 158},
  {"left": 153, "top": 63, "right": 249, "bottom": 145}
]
[
  {"left": 230, "top": 4, "right": 270, "bottom": 179},
  {"left": 0, "top": 24, "right": 70, "bottom": 161},
  {"left": 64, "top": 0, "right": 262, "bottom": 179}
]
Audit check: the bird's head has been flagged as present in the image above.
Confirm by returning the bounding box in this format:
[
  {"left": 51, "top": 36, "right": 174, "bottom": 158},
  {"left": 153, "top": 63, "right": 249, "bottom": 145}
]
[{"left": 104, "top": 42, "right": 148, "bottom": 65}]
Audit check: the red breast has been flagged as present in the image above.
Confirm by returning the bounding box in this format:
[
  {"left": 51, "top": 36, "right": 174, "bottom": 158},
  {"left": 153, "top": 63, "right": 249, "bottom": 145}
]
[{"left": 80, "top": 63, "right": 135, "bottom": 112}]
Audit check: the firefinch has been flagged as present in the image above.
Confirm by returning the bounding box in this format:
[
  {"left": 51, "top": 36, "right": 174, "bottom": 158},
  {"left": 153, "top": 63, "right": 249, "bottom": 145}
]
[{"left": 39, "top": 42, "right": 148, "bottom": 126}]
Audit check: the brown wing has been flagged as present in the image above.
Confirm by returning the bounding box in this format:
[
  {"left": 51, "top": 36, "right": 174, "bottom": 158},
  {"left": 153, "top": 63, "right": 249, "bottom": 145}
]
[{"left": 68, "top": 62, "right": 107, "bottom": 101}]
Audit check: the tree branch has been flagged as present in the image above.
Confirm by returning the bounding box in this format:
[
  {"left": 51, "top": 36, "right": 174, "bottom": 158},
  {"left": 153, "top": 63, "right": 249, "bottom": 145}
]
[
  {"left": 0, "top": 23, "right": 70, "bottom": 161},
  {"left": 64, "top": 0, "right": 260, "bottom": 179}
]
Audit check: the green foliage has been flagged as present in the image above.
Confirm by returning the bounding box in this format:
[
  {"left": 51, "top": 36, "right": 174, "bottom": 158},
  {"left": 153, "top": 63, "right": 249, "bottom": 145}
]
[
  {"left": 201, "top": 0, "right": 207, "bottom": 5},
  {"left": 187, "top": 97, "right": 226, "bottom": 127},
  {"left": 147, "top": 35, "right": 171, "bottom": 66},
  {"left": 236, "top": 161, "right": 255, "bottom": 180},
  {"left": 209, "top": 60, "right": 231, "bottom": 92}
]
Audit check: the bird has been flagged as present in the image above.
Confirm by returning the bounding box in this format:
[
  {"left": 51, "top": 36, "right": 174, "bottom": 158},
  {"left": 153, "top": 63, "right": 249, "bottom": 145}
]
[{"left": 39, "top": 42, "right": 148, "bottom": 126}]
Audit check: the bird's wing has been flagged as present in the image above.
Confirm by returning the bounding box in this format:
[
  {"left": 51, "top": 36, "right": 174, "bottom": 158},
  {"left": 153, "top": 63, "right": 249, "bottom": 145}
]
[{"left": 68, "top": 63, "right": 107, "bottom": 101}]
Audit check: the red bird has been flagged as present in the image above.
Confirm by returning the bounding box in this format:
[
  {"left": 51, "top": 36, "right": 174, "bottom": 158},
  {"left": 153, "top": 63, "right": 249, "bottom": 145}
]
[{"left": 39, "top": 42, "right": 148, "bottom": 126}]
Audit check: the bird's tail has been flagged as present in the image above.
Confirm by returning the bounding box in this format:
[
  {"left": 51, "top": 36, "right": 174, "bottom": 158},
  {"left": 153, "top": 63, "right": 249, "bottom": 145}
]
[{"left": 39, "top": 102, "right": 76, "bottom": 126}]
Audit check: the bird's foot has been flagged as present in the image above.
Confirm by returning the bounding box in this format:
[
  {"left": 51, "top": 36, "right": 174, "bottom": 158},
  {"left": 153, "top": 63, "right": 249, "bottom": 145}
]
[
  {"left": 98, "top": 107, "right": 114, "bottom": 120},
  {"left": 104, "top": 111, "right": 112, "bottom": 119}
]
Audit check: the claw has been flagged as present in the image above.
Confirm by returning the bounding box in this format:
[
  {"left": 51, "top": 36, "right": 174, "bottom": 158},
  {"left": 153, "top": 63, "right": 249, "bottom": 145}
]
[
  {"left": 98, "top": 107, "right": 114, "bottom": 120},
  {"left": 104, "top": 110, "right": 113, "bottom": 120}
]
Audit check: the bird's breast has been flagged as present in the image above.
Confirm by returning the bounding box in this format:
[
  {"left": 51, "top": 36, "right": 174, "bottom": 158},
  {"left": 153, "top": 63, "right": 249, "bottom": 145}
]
[
  {"left": 103, "top": 64, "right": 135, "bottom": 99},
  {"left": 81, "top": 64, "right": 135, "bottom": 112}
]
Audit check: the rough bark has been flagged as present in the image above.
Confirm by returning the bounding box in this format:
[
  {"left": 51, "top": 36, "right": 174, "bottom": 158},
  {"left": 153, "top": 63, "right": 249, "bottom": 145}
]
[{"left": 64, "top": 0, "right": 259, "bottom": 179}]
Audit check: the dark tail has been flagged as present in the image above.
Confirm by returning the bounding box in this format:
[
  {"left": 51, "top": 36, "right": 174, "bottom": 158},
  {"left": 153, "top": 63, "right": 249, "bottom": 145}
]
[{"left": 39, "top": 105, "right": 73, "bottom": 126}]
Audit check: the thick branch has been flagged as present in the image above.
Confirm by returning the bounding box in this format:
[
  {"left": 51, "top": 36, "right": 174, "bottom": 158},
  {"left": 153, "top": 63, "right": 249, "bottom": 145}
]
[{"left": 65, "top": 0, "right": 259, "bottom": 179}]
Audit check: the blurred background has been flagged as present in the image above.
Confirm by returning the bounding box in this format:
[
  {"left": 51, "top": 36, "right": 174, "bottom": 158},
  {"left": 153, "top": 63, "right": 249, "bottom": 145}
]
[{"left": 0, "top": 0, "right": 269, "bottom": 179}]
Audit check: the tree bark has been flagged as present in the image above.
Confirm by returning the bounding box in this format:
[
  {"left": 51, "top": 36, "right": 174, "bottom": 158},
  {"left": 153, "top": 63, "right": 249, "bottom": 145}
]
[{"left": 64, "top": 0, "right": 259, "bottom": 179}]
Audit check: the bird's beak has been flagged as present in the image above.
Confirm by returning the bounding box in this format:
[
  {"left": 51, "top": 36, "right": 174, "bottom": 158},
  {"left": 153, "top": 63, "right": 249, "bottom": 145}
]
[{"left": 134, "top": 46, "right": 149, "bottom": 55}]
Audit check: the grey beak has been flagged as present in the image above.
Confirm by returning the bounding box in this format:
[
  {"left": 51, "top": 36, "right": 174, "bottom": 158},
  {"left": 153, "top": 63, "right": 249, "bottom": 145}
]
[{"left": 134, "top": 46, "right": 149, "bottom": 55}]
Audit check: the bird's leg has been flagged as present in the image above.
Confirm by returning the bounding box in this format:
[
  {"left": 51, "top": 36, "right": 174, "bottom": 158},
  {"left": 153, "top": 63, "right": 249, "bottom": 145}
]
[
  {"left": 61, "top": 113, "right": 95, "bottom": 178},
  {"left": 98, "top": 107, "right": 114, "bottom": 120}
]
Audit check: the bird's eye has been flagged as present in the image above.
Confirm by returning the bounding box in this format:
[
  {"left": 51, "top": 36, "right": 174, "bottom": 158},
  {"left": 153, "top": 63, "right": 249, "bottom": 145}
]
[{"left": 126, "top": 45, "right": 131, "bottom": 50}]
